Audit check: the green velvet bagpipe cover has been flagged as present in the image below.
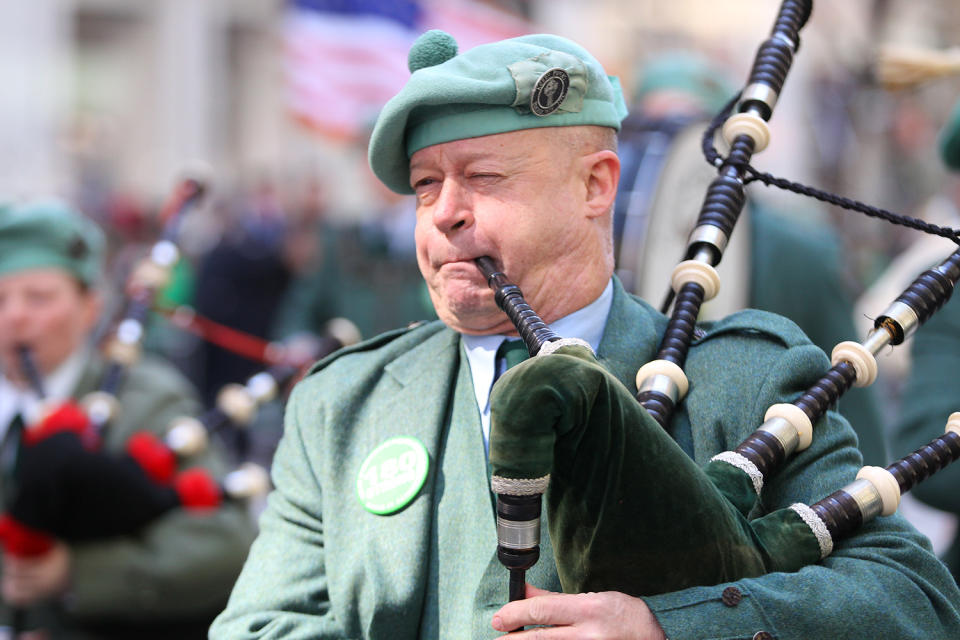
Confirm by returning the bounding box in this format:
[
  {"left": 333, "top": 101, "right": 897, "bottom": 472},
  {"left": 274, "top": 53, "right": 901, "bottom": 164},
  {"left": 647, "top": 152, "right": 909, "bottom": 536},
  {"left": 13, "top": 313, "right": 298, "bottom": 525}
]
[{"left": 488, "top": 344, "right": 823, "bottom": 596}]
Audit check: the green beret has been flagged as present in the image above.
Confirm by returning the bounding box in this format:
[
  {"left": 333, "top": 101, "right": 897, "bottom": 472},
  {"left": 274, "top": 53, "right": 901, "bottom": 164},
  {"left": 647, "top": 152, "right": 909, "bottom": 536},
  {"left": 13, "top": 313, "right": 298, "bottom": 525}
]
[
  {"left": 369, "top": 30, "right": 629, "bottom": 194},
  {"left": 0, "top": 200, "right": 105, "bottom": 285},
  {"left": 940, "top": 97, "right": 960, "bottom": 171},
  {"left": 633, "top": 52, "right": 735, "bottom": 115}
]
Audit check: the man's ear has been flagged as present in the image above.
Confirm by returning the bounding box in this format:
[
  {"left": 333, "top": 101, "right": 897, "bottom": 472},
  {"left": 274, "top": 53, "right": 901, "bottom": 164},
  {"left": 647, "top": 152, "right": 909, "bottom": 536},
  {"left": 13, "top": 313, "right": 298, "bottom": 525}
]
[{"left": 582, "top": 150, "right": 620, "bottom": 219}]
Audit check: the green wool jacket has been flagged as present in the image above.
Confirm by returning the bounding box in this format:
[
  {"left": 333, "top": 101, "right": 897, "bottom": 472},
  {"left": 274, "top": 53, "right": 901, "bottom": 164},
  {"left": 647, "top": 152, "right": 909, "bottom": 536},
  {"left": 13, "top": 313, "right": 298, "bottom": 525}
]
[
  {"left": 212, "top": 280, "right": 960, "bottom": 639},
  {"left": 0, "top": 354, "right": 255, "bottom": 640},
  {"left": 893, "top": 291, "right": 960, "bottom": 583}
]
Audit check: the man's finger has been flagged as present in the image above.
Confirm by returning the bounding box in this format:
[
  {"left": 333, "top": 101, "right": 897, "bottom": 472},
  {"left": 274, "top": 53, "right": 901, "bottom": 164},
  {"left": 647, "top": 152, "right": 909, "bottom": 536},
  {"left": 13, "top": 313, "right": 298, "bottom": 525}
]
[
  {"left": 524, "top": 583, "right": 557, "bottom": 599},
  {"left": 492, "top": 592, "right": 585, "bottom": 632}
]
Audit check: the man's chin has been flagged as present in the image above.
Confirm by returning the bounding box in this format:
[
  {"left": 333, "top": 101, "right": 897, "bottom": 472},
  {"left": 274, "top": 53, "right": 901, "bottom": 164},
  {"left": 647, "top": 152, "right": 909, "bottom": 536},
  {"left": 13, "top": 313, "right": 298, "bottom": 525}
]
[{"left": 435, "top": 302, "right": 514, "bottom": 336}]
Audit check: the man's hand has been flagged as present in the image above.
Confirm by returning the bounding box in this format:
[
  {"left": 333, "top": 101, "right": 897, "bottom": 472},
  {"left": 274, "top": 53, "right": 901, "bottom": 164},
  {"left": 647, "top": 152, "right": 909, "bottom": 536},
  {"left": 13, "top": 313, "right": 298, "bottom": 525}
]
[
  {"left": 492, "top": 584, "right": 667, "bottom": 639},
  {"left": 2, "top": 541, "right": 71, "bottom": 606}
]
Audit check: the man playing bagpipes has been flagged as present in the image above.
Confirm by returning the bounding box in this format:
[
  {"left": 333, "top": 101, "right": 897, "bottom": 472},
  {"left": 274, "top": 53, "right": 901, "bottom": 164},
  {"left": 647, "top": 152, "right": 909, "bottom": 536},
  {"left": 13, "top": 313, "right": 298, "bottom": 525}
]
[
  {"left": 0, "top": 200, "right": 254, "bottom": 638},
  {"left": 211, "top": 27, "right": 960, "bottom": 640}
]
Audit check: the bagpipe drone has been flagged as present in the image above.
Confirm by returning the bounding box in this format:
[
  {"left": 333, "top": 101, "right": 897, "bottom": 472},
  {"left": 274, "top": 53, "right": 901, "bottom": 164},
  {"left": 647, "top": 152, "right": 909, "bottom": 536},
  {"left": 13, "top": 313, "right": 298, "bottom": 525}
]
[
  {"left": 479, "top": 0, "right": 960, "bottom": 602},
  {"left": 0, "top": 174, "right": 360, "bottom": 560}
]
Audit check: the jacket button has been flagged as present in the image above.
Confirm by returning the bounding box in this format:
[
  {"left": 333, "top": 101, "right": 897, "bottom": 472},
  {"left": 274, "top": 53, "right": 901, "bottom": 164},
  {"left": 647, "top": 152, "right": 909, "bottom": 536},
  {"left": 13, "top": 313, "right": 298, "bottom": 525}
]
[
  {"left": 721, "top": 586, "right": 742, "bottom": 607},
  {"left": 752, "top": 632, "right": 774, "bottom": 640}
]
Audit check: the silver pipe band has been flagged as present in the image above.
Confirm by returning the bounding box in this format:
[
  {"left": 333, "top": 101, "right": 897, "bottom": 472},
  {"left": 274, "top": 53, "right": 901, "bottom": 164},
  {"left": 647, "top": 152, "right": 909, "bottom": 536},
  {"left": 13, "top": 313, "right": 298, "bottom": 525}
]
[
  {"left": 687, "top": 225, "right": 729, "bottom": 255},
  {"left": 151, "top": 240, "right": 180, "bottom": 267},
  {"left": 491, "top": 474, "right": 550, "bottom": 496},
  {"left": 638, "top": 373, "right": 680, "bottom": 404},
  {"left": 758, "top": 416, "right": 800, "bottom": 458},
  {"left": 117, "top": 318, "right": 144, "bottom": 345},
  {"left": 861, "top": 329, "right": 893, "bottom": 357},
  {"left": 711, "top": 451, "right": 764, "bottom": 495},
  {"left": 877, "top": 301, "right": 920, "bottom": 344},
  {"left": 740, "top": 83, "right": 779, "bottom": 113},
  {"left": 842, "top": 478, "right": 883, "bottom": 522},
  {"left": 246, "top": 372, "right": 278, "bottom": 404},
  {"left": 789, "top": 503, "right": 834, "bottom": 559},
  {"left": 497, "top": 517, "right": 540, "bottom": 550}
]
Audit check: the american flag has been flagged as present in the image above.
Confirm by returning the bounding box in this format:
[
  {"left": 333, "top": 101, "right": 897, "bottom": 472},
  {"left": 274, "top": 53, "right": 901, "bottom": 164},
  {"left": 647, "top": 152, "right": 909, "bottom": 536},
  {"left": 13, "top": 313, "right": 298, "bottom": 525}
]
[{"left": 283, "top": 0, "right": 531, "bottom": 139}]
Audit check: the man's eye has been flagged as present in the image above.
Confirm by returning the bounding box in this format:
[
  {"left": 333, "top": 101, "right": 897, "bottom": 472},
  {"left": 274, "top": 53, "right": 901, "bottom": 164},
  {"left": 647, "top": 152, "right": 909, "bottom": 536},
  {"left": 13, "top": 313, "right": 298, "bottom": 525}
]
[{"left": 413, "top": 177, "right": 437, "bottom": 190}]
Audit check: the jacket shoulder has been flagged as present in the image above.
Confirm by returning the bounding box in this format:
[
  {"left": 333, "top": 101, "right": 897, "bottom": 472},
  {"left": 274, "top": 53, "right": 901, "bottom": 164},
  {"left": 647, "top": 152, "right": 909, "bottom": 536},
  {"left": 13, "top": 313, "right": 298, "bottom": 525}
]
[
  {"left": 306, "top": 319, "right": 450, "bottom": 377},
  {"left": 695, "top": 307, "right": 817, "bottom": 351}
]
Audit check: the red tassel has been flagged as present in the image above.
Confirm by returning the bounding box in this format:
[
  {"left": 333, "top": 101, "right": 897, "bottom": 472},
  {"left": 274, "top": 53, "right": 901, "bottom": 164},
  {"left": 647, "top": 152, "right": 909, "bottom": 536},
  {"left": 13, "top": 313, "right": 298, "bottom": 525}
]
[
  {"left": 126, "top": 431, "right": 177, "bottom": 485},
  {"left": 0, "top": 515, "right": 54, "bottom": 557},
  {"left": 174, "top": 469, "right": 221, "bottom": 510},
  {"left": 24, "top": 402, "right": 98, "bottom": 450}
]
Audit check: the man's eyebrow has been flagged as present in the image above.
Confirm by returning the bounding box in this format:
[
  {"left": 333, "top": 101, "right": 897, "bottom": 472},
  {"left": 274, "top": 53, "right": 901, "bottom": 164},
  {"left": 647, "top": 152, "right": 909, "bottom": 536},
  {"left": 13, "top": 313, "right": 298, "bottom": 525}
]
[{"left": 410, "top": 150, "right": 525, "bottom": 173}]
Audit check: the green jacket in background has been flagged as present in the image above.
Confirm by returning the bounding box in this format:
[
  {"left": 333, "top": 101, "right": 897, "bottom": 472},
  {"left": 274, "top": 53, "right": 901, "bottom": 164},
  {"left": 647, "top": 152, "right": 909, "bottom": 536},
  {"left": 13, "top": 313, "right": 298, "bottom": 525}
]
[
  {"left": 748, "top": 206, "right": 888, "bottom": 466},
  {"left": 893, "top": 290, "right": 960, "bottom": 582},
  {"left": 211, "top": 279, "right": 960, "bottom": 639},
  {"left": 0, "top": 353, "right": 255, "bottom": 640}
]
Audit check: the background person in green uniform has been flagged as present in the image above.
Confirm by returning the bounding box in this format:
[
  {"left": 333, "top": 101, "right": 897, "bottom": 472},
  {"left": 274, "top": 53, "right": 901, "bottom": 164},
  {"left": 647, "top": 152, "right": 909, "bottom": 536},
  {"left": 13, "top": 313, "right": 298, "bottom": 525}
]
[
  {"left": 0, "top": 200, "right": 254, "bottom": 639},
  {"left": 617, "top": 52, "right": 887, "bottom": 466},
  {"left": 212, "top": 31, "right": 960, "bottom": 639},
  {"left": 892, "top": 96, "right": 960, "bottom": 584}
]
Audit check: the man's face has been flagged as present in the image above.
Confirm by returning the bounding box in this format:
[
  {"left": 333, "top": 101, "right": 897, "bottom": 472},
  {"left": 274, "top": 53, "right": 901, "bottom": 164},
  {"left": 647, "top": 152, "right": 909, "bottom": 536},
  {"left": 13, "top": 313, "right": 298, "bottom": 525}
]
[
  {"left": 0, "top": 268, "right": 100, "bottom": 380},
  {"left": 410, "top": 128, "right": 599, "bottom": 335}
]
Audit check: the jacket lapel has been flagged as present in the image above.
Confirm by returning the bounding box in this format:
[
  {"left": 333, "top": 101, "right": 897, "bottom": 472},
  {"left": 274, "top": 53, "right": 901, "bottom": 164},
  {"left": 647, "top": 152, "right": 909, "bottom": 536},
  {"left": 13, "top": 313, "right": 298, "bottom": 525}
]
[
  {"left": 351, "top": 328, "right": 463, "bottom": 636},
  {"left": 596, "top": 278, "right": 665, "bottom": 389}
]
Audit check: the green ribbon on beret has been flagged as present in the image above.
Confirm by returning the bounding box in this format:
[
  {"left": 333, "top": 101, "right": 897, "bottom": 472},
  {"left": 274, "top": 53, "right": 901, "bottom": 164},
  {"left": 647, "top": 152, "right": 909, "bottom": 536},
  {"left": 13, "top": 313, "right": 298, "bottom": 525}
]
[
  {"left": 369, "top": 30, "right": 628, "bottom": 194},
  {"left": 0, "top": 200, "right": 105, "bottom": 285},
  {"left": 489, "top": 344, "right": 822, "bottom": 596}
]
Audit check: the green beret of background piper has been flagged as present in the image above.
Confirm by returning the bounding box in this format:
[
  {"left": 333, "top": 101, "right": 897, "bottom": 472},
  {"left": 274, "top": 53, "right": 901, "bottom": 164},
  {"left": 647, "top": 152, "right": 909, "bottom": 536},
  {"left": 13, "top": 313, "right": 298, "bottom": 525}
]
[
  {"left": 0, "top": 200, "right": 105, "bottom": 286},
  {"left": 369, "top": 30, "right": 629, "bottom": 194},
  {"left": 940, "top": 96, "right": 960, "bottom": 171},
  {"left": 633, "top": 51, "right": 735, "bottom": 115}
]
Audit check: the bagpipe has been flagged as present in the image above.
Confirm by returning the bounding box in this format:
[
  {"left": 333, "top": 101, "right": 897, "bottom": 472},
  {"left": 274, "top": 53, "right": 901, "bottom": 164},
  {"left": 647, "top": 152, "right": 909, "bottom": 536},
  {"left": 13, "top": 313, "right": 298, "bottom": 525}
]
[
  {"left": 479, "top": 0, "right": 960, "bottom": 603},
  {"left": 0, "top": 174, "right": 360, "bottom": 559}
]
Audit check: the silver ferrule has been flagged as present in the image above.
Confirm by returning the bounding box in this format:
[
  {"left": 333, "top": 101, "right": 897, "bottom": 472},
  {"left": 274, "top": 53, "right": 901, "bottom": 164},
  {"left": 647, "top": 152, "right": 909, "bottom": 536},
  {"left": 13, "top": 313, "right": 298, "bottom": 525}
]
[
  {"left": 245, "top": 372, "right": 278, "bottom": 404},
  {"left": 85, "top": 394, "right": 117, "bottom": 425},
  {"left": 497, "top": 517, "right": 540, "bottom": 550},
  {"left": 842, "top": 478, "right": 883, "bottom": 523},
  {"left": 740, "top": 82, "right": 779, "bottom": 113},
  {"left": 876, "top": 301, "right": 920, "bottom": 345},
  {"left": 638, "top": 373, "right": 680, "bottom": 404},
  {"left": 117, "top": 318, "right": 144, "bottom": 345},
  {"left": 687, "top": 224, "right": 729, "bottom": 257},
  {"left": 861, "top": 329, "right": 893, "bottom": 357},
  {"left": 151, "top": 240, "right": 180, "bottom": 267},
  {"left": 757, "top": 416, "right": 800, "bottom": 458}
]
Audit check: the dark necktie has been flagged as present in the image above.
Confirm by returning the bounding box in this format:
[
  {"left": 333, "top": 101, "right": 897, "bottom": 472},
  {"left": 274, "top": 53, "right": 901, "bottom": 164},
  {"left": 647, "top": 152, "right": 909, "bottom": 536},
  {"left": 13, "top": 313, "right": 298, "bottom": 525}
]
[
  {"left": 495, "top": 339, "right": 529, "bottom": 380},
  {"left": 0, "top": 413, "right": 25, "bottom": 503}
]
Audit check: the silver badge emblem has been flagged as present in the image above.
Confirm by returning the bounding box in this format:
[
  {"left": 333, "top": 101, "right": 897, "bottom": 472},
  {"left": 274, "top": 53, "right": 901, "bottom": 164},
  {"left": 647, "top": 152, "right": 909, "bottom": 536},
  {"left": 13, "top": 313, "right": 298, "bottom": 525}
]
[{"left": 530, "top": 68, "right": 570, "bottom": 117}]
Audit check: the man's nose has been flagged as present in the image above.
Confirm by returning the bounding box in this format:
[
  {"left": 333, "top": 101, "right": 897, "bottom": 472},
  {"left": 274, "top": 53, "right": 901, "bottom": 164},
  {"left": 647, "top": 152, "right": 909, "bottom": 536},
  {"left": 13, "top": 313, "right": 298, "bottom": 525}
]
[
  {"left": 0, "top": 295, "right": 29, "bottom": 331},
  {"left": 431, "top": 180, "right": 474, "bottom": 234}
]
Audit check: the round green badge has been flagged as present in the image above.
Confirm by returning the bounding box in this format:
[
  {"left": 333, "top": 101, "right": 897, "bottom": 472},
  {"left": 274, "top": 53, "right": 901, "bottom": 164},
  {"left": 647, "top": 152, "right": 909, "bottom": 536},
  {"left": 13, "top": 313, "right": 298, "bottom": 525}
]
[{"left": 357, "top": 436, "right": 430, "bottom": 514}]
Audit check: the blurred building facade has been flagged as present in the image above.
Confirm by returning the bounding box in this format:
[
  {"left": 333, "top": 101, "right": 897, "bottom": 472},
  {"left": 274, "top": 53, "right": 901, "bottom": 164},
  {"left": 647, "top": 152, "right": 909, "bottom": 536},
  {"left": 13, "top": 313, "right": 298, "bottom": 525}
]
[{"left": 2, "top": 0, "right": 960, "bottom": 224}]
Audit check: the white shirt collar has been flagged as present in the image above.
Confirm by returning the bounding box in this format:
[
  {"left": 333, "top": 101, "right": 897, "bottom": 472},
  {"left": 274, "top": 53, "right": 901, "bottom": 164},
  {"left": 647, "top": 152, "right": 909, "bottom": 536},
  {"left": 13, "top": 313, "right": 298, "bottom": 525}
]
[
  {"left": 461, "top": 279, "right": 614, "bottom": 451},
  {"left": 0, "top": 347, "right": 90, "bottom": 436}
]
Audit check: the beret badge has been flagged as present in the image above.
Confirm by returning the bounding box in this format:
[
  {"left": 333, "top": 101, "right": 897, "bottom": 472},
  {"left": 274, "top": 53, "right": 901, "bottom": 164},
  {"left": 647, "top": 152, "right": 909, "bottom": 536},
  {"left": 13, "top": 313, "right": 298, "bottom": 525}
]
[
  {"left": 68, "top": 235, "right": 89, "bottom": 260},
  {"left": 530, "top": 68, "right": 570, "bottom": 116}
]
